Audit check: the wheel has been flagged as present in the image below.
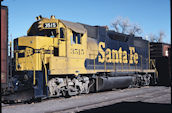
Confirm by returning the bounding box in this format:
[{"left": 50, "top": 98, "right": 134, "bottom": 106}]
[{"left": 62, "top": 90, "right": 71, "bottom": 98}]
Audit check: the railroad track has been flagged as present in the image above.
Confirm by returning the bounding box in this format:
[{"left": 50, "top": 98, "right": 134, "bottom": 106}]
[
  {"left": 49, "top": 86, "right": 171, "bottom": 113},
  {"left": 1, "top": 88, "right": 122, "bottom": 108},
  {"left": 2, "top": 86, "right": 171, "bottom": 113}
]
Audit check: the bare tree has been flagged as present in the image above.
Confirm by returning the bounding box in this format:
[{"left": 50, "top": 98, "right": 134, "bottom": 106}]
[
  {"left": 111, "top": 16, "right": 142, "bottom": 36},
  {"left": 119, "top": 17, "right": 130, "bottom": 33},
  {"left": 148, "top": 33, "right": 157, "bottom": 42},
  {"left": 128, "top": 23, "right": 142, "bottom": 35},
  {"left": 111, "top": 16, "right": 121, "bottom": 32},
  {"left": 157, "top": 30, "right": 166, "bottom": 42},
  {"left": 111, "top": 17, "right": 166, "bottom": 42},
  {"left": 148, "top": 31, "right": 166, "bottom": 42},
  {"left": 111, "top": 16, "right": 130, "bottom": 33}
]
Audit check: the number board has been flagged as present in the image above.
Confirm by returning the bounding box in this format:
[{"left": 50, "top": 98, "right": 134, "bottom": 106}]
[{"left": 43, "top": 23, "right": 57, "bottom": 28}]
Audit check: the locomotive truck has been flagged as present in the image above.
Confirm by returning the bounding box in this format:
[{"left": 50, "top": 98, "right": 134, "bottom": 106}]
[{"left": 2, "top": 15, "right": 158, "bottom": 102}]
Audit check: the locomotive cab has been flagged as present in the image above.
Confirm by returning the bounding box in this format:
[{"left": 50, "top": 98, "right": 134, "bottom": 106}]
[
  {"left": 12, "top": 15, "right": 89, "bottom": 98},
  {"left": 14, "top": 16, "right": 88, "bottom": 74}
]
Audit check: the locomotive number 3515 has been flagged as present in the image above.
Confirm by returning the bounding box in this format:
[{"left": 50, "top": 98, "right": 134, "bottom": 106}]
[{"left": 43, "top": 23, "right": 57, "bottom": 28}]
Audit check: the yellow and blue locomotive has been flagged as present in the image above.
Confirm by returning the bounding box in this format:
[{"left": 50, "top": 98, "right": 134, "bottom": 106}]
[{"left": 2, "top": 16, "right": 158, "bottom": 102}]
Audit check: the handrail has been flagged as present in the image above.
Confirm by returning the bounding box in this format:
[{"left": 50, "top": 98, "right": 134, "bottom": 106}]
[
  {"left": 40, "top": 49, "right": 48, "bottom": 86},
  {"left": 88, "top": 50, "right": 158, "bottom": 75},
  {"left": 150, "top": 59, "right": 158, "bottom": 77},
  {"left": 30, "top": 53, "right": 36, "bottom": 85}
]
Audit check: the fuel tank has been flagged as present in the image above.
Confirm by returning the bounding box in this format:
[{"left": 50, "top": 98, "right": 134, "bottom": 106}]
[{"left": 97, "top": 76, "right": 135, "bottom": 91}]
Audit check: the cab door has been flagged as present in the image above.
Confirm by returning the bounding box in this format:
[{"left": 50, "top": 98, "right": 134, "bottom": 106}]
[{"left": 59, "top": 27, "right": 66, "bottom": 56}]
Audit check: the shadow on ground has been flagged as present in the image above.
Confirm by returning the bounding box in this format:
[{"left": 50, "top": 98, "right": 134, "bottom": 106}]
[{"left": 79, "top": 101, "right": 172, "bottom": 113}]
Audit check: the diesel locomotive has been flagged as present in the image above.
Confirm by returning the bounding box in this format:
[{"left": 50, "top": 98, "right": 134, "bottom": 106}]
[{"left": 2, "top": 15, "right": 158, "bottom": 102}]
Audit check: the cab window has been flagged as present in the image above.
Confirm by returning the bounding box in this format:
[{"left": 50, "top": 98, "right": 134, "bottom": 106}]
[
  {"left": 71, "top": 31, "right": 82, "bottom": 44},
  {"left": 77, "top": 34, "right": 81, "bottom": 44},
  {"left": 73, "top": 31, "right": 77, "bottom": 43},
  {"left": 60, "top": 27, "right": 65, "bottom": 38}
]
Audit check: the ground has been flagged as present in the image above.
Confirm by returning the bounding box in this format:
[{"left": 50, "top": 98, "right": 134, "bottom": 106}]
[{"left": 2, "top": 86, "right": 171, "bottom": 113}]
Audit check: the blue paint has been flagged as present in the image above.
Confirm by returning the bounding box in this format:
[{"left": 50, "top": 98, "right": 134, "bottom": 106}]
[{"left": 85, "top": 26, "right": 149, "bottom": 71}]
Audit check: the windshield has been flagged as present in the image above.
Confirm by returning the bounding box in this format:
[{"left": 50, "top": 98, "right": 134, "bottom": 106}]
[{"left": 32, "top": 29, "right": 57, "bottom": 37}]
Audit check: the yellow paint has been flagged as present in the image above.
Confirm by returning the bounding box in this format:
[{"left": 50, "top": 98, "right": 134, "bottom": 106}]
[
  {"left": 129, "top": 47, "right": 138, "bottom": 64},
  {"left": 15, "top": 16, "right": 144, "bottom": 78},
  {"left": 112, "top": 49, "right": 119, "bottom": 63},
  {"left": 98, "top": 42, "right": 105, "bottom": 63},
  {"left": 16, "top": 17, "right": 90, "bottom": 75},
  {"left": 16, "top": 36, "right": 54, "bottom": 71},
  {"left": 129, "top": 47, "right": 134, "bottom": 64},
  {"left": 87, "top": 37, "right": 98, "bottom": 59},
  {"left": 134, "top": 53, "right": 138, "bottom": 64},
  {"left": 105, "top": 48, "right": 111, "bottom": 63},
  {"left": 118, "top": 47, "right": 122, "bottom": 63},
  {"left": 123, "top": 51, "right": 128, "bottom": 63},
  {"left": 98, "top": 42, "right": 138, "bottom": 64}
]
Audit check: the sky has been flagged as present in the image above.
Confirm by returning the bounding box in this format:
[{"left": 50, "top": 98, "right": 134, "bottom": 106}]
[{"left": 2, "top": 0, "right": 171, "bottom": 43}]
